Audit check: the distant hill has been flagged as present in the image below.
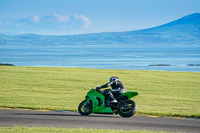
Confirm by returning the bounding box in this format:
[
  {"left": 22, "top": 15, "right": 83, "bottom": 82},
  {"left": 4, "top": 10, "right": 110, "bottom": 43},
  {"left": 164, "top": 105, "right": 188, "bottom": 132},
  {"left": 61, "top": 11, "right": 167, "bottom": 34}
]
[{"left": 0, "top": 13, "right": 200, "bottom": 46}]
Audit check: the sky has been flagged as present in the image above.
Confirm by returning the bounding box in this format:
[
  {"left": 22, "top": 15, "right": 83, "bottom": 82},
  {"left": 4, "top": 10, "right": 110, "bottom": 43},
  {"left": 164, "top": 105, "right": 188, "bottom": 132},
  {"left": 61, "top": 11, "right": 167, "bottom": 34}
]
[{"left": 0, "top": 0, "right": 200, "bottom": 35}]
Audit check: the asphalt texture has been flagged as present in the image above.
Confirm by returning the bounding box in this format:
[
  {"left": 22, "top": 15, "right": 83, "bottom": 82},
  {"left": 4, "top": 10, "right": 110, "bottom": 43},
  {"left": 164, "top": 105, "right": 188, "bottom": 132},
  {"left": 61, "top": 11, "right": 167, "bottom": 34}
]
[{"left": 0, "top": 109, "right": 200, "bottom": 133}]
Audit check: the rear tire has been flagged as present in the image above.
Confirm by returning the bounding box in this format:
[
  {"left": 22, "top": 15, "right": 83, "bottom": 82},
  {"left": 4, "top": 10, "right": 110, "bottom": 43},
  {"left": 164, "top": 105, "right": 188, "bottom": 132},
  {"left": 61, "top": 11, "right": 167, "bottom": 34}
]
[
  {"left": 118, "top": 100, "right": 137, "bottom": 117},
  {"left": 78, "top": 99, "right": 93, "bottom": 115}
]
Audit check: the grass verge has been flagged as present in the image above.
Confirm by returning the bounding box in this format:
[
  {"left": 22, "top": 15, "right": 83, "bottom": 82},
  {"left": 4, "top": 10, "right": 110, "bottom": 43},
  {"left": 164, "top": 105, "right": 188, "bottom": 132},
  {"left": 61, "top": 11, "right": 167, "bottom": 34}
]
[
  {"left": 0, "top": 127, "right": 167, "bottom": 133},
  {"left": 0, "top": 66, "right": 200, "bottom": 118}
]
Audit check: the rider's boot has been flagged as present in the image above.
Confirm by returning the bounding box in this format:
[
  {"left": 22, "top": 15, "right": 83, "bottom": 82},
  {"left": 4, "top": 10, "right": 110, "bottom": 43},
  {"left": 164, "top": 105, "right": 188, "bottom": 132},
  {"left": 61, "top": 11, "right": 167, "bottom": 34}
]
[
  {"left": 110, "top": 98, "right": 117, "bottom": 103},
  {"left": 108, "top": 94, "right": 118, "bottom": 103}
]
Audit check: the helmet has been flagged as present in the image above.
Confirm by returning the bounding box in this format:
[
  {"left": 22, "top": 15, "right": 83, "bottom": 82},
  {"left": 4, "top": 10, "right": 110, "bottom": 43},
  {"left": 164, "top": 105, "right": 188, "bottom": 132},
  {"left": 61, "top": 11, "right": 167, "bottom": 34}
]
[{"left": 109, "top": 76, "right": 118, "bottom": 82}]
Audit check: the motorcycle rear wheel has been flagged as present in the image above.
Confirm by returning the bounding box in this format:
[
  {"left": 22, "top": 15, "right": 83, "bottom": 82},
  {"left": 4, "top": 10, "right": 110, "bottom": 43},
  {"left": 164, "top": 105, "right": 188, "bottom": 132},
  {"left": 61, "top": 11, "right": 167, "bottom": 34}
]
[
  {"left": 118, "top": 100, "right": 137, "bottom": 117},
  {"left": 78, "top": 99, "right": 93, "bottom": 115}
]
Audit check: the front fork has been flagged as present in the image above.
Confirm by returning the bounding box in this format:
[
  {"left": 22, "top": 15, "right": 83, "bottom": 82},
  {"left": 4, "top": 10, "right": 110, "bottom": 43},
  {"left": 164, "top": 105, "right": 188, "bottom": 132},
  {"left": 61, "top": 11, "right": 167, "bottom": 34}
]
[{"left": 83, "top": 99, "right": 92, "bottom": 111}]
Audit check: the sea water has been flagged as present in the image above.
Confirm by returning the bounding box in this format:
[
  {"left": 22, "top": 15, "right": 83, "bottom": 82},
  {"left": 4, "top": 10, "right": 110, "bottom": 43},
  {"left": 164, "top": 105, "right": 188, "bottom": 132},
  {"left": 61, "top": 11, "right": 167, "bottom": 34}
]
[{"left": 0, "top": 45, "right": 200, "bottom": 72}]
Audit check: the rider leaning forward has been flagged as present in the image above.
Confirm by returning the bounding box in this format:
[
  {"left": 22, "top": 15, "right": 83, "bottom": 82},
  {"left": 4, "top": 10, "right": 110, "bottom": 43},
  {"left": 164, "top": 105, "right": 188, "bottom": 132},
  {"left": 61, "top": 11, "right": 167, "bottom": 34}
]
[{"left": 96, "top": 76, "right": 127, "bottom": 103}]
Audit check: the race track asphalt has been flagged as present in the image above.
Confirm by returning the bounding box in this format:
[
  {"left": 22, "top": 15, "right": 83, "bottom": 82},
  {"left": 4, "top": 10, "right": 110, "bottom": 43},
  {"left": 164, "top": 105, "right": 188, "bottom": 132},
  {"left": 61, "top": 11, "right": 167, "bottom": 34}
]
[{"left": 0, "top": 109, "right": 199, "bottom": 133}]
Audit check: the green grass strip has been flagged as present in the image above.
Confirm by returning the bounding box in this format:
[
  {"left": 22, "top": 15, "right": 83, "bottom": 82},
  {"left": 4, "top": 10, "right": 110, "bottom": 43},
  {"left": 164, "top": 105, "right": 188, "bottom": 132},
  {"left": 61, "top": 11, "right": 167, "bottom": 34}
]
[
  {"left": 0, "top": 127, "right": 167, "bottom": 133},
  {"left": 0, "top": 66, "right": 200, "bottom": 118}
]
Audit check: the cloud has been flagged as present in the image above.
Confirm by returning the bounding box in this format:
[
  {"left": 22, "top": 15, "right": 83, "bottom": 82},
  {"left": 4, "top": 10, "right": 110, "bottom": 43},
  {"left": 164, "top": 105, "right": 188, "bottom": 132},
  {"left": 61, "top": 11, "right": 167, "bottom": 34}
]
[
  {"left": 73, "top": 14, "right": 91, "bottom": 28},
  {"left": 54, "top": 14, "right": 70, "bottom": 22},
  {"left": 30, "top": 16, "right": 40, "bottom": 22},
  {"left": 0, "top": 14, "right": 91, "bottom": 35},
  {"left": 16, "top": 23, "right": 21, "bottom": 28}
]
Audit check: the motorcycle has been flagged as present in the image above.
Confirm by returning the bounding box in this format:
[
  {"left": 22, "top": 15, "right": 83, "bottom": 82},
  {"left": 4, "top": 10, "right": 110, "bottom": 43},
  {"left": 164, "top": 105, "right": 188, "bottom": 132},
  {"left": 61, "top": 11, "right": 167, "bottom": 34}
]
[{"left": 78, "top": 86, "right": 138, "bottom": 117}]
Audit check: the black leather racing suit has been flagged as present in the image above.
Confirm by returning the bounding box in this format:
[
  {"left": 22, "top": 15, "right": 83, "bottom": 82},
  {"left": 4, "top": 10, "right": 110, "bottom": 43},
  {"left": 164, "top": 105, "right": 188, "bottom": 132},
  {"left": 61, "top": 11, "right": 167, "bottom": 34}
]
[{"left": 100, "top": 80, "right": 127, "bottom": 101}]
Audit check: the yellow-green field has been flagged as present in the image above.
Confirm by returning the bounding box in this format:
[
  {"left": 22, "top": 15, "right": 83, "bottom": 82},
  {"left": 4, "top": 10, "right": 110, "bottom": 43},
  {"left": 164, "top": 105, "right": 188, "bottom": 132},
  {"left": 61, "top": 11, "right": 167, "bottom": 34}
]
[{"left": 0, "top": 66, "right": 200, "bottom": 118}]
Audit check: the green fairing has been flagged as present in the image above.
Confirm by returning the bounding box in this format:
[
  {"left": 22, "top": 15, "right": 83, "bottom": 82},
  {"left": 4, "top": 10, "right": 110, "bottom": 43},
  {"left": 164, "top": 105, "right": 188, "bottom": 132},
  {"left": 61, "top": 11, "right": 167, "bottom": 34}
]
[
  {"left": 86, "top": 89, "right": 113, "bottom": 114},
  {"left": 85, "top": 89, "right": 138, "bottom": 114},
  {"left": 123, "top": 92, "right": 138, "bottom": 99}
]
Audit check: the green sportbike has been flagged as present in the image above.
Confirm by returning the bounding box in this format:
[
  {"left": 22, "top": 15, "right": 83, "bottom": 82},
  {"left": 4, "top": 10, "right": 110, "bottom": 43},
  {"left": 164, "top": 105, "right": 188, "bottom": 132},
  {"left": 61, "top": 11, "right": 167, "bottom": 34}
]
[{"left": 78, "top": 86, "right": 138, "bottom": 117}]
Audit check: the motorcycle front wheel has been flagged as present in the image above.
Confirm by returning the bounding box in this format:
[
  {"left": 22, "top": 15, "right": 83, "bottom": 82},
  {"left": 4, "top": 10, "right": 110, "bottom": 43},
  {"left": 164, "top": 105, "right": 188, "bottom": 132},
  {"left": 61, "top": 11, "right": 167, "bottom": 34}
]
[
  {"left": 118, "top": 100, "right": 137, "bottom": 117},
  {"left": 78, "top": 99, "right": 93, "bottom": 115}
]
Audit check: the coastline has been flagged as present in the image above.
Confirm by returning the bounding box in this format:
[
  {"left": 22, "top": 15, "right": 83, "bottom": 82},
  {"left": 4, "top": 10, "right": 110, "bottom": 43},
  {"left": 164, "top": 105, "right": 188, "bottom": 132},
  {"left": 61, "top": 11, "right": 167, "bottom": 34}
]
[{"left": 0, "top": 63, "right": 14, "bottom": 66}]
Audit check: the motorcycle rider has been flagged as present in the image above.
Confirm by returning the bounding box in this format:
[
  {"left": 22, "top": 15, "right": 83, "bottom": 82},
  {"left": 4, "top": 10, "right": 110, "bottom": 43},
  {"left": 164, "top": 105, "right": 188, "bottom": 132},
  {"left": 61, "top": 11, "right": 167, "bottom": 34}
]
[{"left": 96, "top": 76, "right": 127, "bottom": 103}]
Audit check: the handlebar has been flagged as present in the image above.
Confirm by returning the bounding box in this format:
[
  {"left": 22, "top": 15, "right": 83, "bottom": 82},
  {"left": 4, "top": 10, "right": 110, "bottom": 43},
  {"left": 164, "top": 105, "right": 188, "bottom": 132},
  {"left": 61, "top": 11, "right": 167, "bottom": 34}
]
[{"left": 92, "top": 87, "right": 101, "bottom": 93}]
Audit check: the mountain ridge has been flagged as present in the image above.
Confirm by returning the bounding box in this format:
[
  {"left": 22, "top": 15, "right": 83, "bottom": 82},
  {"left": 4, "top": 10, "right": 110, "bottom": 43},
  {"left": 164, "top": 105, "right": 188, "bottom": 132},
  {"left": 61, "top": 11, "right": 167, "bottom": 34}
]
[{"left": 0, "top": 13, "right": 200, "bottom": 46}]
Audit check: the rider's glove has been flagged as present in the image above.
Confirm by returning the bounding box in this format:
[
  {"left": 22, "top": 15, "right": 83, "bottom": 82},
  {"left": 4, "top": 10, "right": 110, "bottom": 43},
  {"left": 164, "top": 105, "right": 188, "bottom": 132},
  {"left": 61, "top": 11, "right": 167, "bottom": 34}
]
[{"left": 96, "top": 86, "right": 102, "bottom": 91}]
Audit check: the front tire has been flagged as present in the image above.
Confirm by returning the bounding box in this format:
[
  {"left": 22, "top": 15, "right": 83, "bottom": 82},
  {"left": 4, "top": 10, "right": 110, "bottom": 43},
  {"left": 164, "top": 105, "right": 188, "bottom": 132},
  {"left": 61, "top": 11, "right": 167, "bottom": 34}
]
[
  {"left": 118, "top": 100, "right": 137, "bottom": 117},
  {"left": 78, "top": 99, "right": 93, "bottom": 115}
]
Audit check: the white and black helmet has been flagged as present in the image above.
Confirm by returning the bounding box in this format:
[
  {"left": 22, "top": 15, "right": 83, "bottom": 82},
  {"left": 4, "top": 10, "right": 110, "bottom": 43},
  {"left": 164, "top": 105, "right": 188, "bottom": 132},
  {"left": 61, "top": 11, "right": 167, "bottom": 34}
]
[{"left": 109, "top": 76, "right": 119, "bottom": 82}]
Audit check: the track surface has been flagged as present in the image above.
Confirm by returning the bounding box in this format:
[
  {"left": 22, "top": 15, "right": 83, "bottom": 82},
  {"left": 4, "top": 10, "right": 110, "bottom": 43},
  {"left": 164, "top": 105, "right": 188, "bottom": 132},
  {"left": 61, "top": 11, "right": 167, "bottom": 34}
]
[{"left": 0, "top": 109, "right": 200, "bottom": 133}]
